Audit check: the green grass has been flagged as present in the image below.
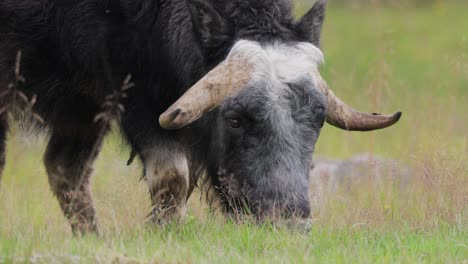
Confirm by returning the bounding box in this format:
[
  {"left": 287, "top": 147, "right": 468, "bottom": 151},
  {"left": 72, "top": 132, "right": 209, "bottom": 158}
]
[
  {"left": 1, "top": 3, "right": 467, "bottom": 263},
  {"left": 0, "top": 221, "right": 465, "bottom": 263}
]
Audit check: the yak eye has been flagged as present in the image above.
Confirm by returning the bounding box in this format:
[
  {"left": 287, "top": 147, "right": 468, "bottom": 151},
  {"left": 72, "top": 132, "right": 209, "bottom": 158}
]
[{"left": 228, "top": 117, "right": 242, "bottom": 129}]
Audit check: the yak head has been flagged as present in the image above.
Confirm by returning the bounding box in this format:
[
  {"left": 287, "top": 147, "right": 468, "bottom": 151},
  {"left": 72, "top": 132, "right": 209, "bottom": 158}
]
[{"left": 159, "top": 0, "right": 401, "bottom": 225}]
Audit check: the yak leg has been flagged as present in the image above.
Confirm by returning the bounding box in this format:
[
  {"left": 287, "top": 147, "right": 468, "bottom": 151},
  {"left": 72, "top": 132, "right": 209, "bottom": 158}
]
[
  {"left": 141, "top": 143, "right": 190, "bottom": 225},
  {"left": 44, "top": 123, "right": 106, "bottom": 235},
  {"left": 0, "top": 114, "right": 7, "bottom": 186}
]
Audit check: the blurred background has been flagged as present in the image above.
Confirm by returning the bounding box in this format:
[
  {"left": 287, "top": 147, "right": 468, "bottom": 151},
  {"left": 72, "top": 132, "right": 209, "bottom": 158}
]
[
  {"left": 0, "top": 0, "right": 466, "bottom": 260},
  {"left": 293, "top": 0, "right": 467, "bottom": 228}
]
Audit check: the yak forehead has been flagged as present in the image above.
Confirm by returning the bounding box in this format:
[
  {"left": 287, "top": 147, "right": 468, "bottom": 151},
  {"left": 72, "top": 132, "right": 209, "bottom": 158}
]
[
  {"left": 228, "top": 39, "right": 324, "bottom": 86},
  {"left": 224, "top": 40, "right": 326, "bottom": 132}
]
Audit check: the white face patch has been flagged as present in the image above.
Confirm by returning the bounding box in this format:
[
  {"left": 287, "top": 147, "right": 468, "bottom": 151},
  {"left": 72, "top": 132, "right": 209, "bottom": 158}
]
[
  {"left": 223, "top": 40, "right": 327, "bottom": 137},
  {"left": 226, "top": 39, "right": 324, "bottom": 87}
]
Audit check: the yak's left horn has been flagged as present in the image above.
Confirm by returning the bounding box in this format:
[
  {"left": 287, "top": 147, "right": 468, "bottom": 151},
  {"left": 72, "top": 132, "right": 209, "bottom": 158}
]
[
  {"left": 159, "top": 55, "right": 252, "bottom": 129},
  {"left": 316, "top": 76, "right": 402, "bottom": 131}
]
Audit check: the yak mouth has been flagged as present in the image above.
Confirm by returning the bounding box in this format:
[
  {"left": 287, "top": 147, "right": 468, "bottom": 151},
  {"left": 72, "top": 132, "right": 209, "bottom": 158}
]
[
  {"left": 215, "top": 173, "right": 312, "bottom": 230},
  {"left": 220, "top": 194, "right": 313, "bottom": 232}
]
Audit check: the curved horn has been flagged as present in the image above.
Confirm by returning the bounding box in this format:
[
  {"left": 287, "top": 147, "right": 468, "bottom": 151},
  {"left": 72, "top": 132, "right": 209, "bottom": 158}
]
[
  {"left": 159, "top": 55, "right": 252, "bottom": 129},
  {"left": 316, "top": 76, "right": 402, "bottom": 131}
]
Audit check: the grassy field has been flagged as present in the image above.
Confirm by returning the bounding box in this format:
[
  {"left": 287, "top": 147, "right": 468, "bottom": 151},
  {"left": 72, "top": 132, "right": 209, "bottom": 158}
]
[{"left": 1, "top": 2, "right": 467, "bottom": 263}]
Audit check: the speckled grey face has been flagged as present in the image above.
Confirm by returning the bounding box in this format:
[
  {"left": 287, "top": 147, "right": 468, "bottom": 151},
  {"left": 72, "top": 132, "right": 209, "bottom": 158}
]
[
  {"left": 204, "top": 41, "right": 329, "bottom": 220},
  {"left": 211, "top": 77, "right": 327, "bottom": 220}
]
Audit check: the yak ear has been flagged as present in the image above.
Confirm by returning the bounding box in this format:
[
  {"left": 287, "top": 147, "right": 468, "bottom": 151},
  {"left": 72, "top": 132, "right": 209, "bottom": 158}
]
[
  {"left": 296, "top": 0, "right": 327, "bottom": 47},
  {"left": 188, "top": 0, "right": 230, "bottom": 49}
]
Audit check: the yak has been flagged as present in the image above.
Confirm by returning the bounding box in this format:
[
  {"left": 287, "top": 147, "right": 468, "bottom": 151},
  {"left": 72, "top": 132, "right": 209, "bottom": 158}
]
[{"left": 0, "top": 0, "right": 401, "bottom": 234}]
